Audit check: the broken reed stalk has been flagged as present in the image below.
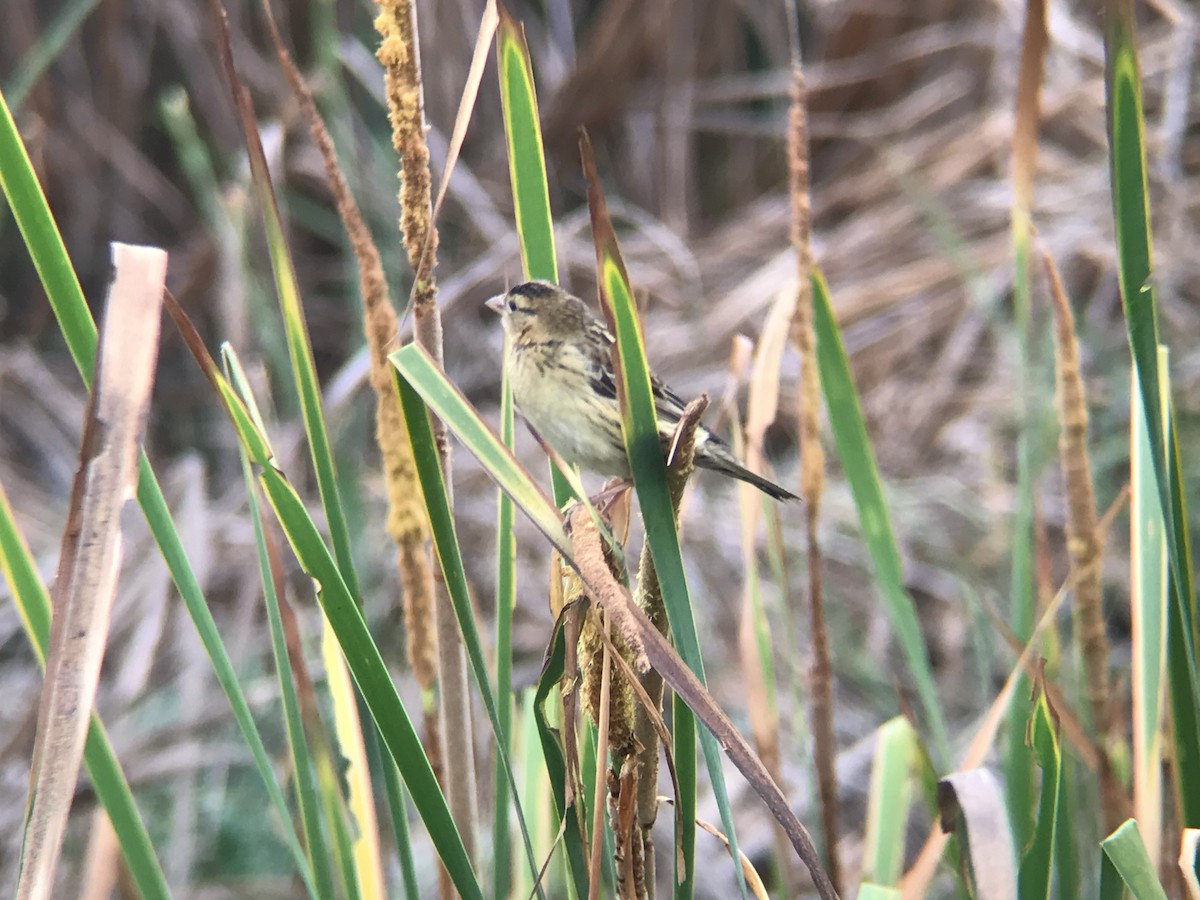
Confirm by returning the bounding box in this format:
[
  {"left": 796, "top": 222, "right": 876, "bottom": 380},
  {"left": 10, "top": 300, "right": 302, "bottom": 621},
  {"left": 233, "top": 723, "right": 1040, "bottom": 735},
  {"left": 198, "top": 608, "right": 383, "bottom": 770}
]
[
  {"left": 1043, "top": 250, "right": 1125, "bottom": 831},
  {"left": 786, "top": 63, "right": 841, "bottom": 893},
  {"left": 374, "top": 0, "right": 479, "bottom": 864},
  {"left": 629, "top": 395, "right": 707, "bottom": 898},
  {"left": 17, "top": 244, "right": 166, "bottom": 900}
]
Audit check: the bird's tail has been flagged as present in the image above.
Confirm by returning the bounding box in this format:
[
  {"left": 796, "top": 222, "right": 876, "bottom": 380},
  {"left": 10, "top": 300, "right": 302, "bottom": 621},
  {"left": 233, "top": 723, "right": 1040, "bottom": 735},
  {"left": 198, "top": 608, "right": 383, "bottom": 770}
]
[{"left": 694, "top": 439, "right": 799, "bottom": 501}]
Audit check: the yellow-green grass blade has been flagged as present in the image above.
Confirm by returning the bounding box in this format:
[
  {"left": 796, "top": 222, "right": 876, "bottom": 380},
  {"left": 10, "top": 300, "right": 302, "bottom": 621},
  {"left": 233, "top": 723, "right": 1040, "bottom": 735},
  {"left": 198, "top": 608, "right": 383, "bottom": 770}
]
[
  {"left": 1, "top": 85, "right": 317, "bottom": 897},
  {"left": 219, "top": 29, "right": 399, "bottom": 881},
  {"left": 1104, "top": 1, "right": 1200, "bottom": 824},
  {"left": 493, "top": 369, "right": 517, "bottom": 899},
  {"left": 230, "top": 65, "right": 359, "bottom": 601},
  {"left": 809, "top": 269, "right": 947, "bottom": 756},
  {"left": 1017, "top": 690, "right": 1063, "bottom": 900},
  {"left": 582, "top": 149, "right": 740, "bottom": 899},
  {"left": 390, "top": 342, "right": 589, "bottom": 893},
  {"left": 258, "top": 468, "right": 482, "bottom": 900},
  {"left": 227, "top": 351, "right": 337, "bottom": 900},
  {"left": 390, "top": 345, "right": 569, "bottom": 551},
  {"left": 1131, "top": 347, "right": 1169, "bottom": 855},
  {"left": 858, "top": 886, "right": 902, "bottom": 900},
  {"left": 496, "top": 7, "right": 556, "bottom": 284},
  {"left": 862, "top": 717, "right": 934, "bottom": 886},
  {"left": 0, "top": 485, "right": 170, "bottom": 900},
  {"left": 237, "top": 460, "right": 337, "bottom": 900},
  {"left": 495, "top": 8, "right": 572, "bottom": 506},
  {"left": 1099, "top": 820, "right": 1169, "bottom": 900},
  {"left": 210, "top": 343, "right": 472, "bottom": 898},
  {"left": 392, "top": 364, "right": 546, "bottom": 896},
  {"left": 0, "top": 88, "right": 97, "bottom": 379}
]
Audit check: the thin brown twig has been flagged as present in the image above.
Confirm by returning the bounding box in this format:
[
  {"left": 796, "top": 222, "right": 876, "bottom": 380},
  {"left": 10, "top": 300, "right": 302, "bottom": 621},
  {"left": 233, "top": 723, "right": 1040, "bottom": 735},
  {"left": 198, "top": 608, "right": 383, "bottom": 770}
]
[{"left": 786, "top": 60, "right": 840, "bottom": 894}]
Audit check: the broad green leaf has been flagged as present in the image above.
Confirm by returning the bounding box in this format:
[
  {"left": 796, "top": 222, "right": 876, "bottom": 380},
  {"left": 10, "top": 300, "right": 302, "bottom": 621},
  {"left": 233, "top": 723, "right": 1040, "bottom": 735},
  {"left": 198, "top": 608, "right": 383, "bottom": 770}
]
[
  {"left": 863, "top": 717, "right": 934, "bottom": 885},
  {"left": 393, "top": 365, "right": 545, "bottom": 896},
  {"left": 1100, "top": 820, "right": 1169, "bottom": 900},
  {"left": 1104, "top": 0, "right": 1200, "bottom": 824},
  {"left": 810, "top": 269, "right": 947, "bottom": 756},
  {"left": 496, "top": 8, "right": 556, "bottom": 283},
  {"left": 494, "top": 7, "right": 571, "bottom": 505},
  {"left": 258, "top": 469, "right": 483, "bottom": 900}
]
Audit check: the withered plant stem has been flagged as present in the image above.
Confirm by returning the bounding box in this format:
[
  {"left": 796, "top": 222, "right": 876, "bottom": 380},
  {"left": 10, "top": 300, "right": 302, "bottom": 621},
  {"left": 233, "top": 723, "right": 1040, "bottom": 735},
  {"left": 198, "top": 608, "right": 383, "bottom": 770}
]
[
  {"left": 786, "top": 63, "right": 841, "bottom": 894},
  {"left": 374, "top": 0, "right": 478, "bottom": 867},
  {"left": 1044, "top": 250, "right": 1125, "bottom": 831}
]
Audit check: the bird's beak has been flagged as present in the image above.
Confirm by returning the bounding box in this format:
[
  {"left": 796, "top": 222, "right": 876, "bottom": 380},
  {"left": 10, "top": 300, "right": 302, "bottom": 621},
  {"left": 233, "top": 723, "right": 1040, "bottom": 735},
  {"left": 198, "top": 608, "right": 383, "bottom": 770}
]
[{"left": 485, "top": 293, "right": 506, "bottom": 314}]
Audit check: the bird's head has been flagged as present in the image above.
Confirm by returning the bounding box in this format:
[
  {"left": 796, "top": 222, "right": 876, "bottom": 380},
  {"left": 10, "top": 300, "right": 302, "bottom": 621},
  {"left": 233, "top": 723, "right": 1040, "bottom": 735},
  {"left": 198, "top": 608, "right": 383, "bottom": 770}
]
[{"left": 486, "top": 281, "right": 591, "bottom": 341}]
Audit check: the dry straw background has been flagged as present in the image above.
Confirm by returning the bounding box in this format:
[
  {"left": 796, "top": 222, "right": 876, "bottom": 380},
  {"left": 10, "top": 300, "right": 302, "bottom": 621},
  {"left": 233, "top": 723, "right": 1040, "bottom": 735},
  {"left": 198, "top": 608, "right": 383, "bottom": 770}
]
[{"left": 1, "top": 0, "right": 1198, "bottom": 894}]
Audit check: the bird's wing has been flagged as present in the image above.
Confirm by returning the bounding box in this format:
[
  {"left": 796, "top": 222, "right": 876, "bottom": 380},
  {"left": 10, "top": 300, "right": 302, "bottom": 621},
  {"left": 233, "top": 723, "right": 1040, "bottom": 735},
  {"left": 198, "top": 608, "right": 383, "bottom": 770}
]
[{"left": 579, "top": 316, "right": 727, "bottom": 447}]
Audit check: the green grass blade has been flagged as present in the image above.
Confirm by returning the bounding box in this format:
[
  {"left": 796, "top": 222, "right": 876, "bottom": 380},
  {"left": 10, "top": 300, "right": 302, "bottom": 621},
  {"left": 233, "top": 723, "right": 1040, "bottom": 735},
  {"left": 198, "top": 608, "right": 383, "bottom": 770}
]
[
  {"left": 1100, "top": 820, "right": 1169, "bottom": 900},
  {"left": 390, "top": 344, "right": 569, "bottom": 551},
  {"left": 0, "top": 88, "right": 97, "bottom": 379},
  {"left": 863, "top": 717, "right": 930, "bottom": 886},
  {"left": 493, "top": 370, "right": 517, "bottom": 899},
  {"left": 494, "top": 7, "right": 573, "bottom": 506},
  {"left": 258, "top": 468, "right": 482, "bottom": 900},
  {"left": 0, "top": 486, "right": 171, "bottom": 900},
  {"left": 809, "top": 269, "right": 947, "bottom": 756},
  {"left": 582, "top": 150, "right": 741, "bottom": 898},
  {"left": 496, "top": 8, "right": 557, "bottom": 284},
  {"left": 1104, "top": 5, "right": 1200, "bottom": 825},
  {"left": 1017, "top": 690, "right": 1062, "bottom": 900},
  {"left": 533, "top": 618, "right": 592, "bottom": 899},
  {"left": 393, "top": 366, "right": 544, "bottom": 896},
  {"left": 1, "top": 84, "right": 318, "bottom": 897},
  {"left": 228, "top": 351, "right": 336, "bottom": 900}
]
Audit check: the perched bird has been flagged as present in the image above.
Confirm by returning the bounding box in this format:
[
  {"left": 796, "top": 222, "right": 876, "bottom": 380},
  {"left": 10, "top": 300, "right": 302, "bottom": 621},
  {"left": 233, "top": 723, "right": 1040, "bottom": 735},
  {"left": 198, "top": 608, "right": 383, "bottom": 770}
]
[{"left": 486, "top": 280, "right": 798, "bottom": 501}]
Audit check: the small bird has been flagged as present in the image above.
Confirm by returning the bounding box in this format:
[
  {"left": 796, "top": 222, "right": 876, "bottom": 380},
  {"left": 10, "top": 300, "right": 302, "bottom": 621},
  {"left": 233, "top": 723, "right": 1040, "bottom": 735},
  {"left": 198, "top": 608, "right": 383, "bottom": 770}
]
[{"left": 487, "top": 280, "right": 798, "bottom": 501}]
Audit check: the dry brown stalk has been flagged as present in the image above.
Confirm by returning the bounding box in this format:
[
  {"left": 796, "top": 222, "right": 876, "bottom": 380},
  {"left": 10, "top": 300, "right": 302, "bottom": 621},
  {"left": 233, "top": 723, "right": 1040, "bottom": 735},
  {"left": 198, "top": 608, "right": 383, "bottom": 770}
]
[
  {"left": 374, "top": 0, "right": 477, "bottom": 866},
  {"left": 786, "top": 62, "right": 841, "bottom": 894},
  {"left": 1043, "top": 249, "right": 1126, "bottom": 831},
  {"left": 260, "top": 0, "right": 437, "bottom": 693},
  {"left": 576, "top": 531, "right": 638, "bottom": 759}
]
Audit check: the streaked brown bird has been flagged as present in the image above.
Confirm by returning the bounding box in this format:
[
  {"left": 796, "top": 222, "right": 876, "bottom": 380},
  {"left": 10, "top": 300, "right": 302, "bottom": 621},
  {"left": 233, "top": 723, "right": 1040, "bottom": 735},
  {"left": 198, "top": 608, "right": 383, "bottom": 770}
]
[{"left": 487, "top": 281, "right": 798, "bottom": 501}]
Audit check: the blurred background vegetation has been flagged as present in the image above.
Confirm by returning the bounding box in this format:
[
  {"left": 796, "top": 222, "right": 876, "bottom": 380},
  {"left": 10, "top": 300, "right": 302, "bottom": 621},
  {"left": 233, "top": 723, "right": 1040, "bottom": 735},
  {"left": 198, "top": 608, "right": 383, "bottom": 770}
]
[{"left": 1, "top": 0, "right": 1198, "bottom": 896}]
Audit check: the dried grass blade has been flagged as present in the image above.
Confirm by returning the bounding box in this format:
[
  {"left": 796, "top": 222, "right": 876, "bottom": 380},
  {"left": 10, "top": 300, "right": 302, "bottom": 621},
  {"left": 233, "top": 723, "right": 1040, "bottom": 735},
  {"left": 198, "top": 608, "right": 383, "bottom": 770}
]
[{"left": 18, "top": 243, "right": 165, "bottom": 900}]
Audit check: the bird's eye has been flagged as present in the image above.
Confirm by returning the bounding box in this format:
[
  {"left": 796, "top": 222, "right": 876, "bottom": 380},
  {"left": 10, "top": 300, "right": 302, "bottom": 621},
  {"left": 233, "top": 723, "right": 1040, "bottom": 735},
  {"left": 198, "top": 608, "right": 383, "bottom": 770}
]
[{"left": 506, "top": 298, "right": 518, "bottom": 313}]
